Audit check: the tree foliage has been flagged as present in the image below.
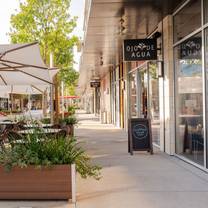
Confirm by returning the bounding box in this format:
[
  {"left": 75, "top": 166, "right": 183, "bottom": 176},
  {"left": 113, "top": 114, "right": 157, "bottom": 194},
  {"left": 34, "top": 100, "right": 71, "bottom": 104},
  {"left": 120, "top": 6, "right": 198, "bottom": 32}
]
[{"left": 9, "top": 0, "right": 79, "bottom": 93}]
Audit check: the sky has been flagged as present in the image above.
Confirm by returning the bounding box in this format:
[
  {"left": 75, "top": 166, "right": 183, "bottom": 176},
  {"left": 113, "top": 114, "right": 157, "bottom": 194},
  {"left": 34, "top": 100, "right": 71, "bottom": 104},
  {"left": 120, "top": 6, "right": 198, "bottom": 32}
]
[{"left": 0, "top": 0, "right": 85, "bottom": 71}]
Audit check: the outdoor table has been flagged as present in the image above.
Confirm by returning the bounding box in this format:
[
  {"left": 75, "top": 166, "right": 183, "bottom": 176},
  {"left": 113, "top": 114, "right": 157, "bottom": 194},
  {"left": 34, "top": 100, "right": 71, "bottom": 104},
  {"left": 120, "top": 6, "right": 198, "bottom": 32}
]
[
  {"left": 18, "top": 128, "right": 61, "bottom": 135},
  {"left": 0, "top": 121, "right": 17, "bottom": 131},
  {"left": 0, "top": 121, "right": 17, "bottom": 125},
  {"left": 23, "top": 123, "right": 53, "bottom": 129}
]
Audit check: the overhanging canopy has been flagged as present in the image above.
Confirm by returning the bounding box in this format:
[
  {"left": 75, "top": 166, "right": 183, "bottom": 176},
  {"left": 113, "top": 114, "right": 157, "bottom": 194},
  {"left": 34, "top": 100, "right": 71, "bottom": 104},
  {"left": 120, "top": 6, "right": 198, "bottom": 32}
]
[
  {"left": 0, "top": 42, "right": 58, "bottom": 85},
  {"left": 78, "top": 0, "right": 184, "bottom": 93}
]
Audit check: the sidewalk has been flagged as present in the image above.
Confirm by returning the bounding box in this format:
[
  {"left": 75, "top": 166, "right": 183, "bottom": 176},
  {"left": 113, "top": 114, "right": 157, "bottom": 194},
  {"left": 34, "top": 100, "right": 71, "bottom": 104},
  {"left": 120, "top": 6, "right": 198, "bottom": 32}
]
[{"left": 75, "top": 112, "right": 208, "bottom": 208}]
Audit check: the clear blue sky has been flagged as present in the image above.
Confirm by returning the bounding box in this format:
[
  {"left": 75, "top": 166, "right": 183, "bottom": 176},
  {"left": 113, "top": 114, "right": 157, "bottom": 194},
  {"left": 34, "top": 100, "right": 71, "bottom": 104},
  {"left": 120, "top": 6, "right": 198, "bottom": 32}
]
[{"left": 0, "top": 0, "right": 85, "bottom": 70}]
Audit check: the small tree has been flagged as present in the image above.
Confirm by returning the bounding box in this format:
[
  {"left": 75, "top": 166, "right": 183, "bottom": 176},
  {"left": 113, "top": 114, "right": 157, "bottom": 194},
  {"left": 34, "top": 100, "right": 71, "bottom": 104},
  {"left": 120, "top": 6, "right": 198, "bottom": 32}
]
[{"left": 9, "top": 0, "right": 79, "bottom": 93}]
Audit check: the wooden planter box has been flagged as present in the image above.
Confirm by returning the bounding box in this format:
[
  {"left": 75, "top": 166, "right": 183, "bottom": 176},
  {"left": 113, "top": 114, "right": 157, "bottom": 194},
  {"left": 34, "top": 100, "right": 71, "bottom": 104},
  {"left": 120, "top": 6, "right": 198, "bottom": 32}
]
[
  {"left": 0, "top": 164, "right": 76, "bottom": 200},
  {"left": 63, "top": 124, "right": 74, "bottom": 137}
]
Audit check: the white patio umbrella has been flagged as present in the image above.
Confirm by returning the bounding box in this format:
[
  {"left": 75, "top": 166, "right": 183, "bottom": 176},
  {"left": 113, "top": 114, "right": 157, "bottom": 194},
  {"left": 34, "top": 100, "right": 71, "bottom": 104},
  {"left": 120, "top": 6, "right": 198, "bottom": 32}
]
[
  {"left": 0, "top": 42, "right": 58, "bottom": 120},
  {"left": 0, "top": 42, "right": 58, "bottom": 86},
  {"left": 0, "top": 85, "right": 48, "bottom": 95}
]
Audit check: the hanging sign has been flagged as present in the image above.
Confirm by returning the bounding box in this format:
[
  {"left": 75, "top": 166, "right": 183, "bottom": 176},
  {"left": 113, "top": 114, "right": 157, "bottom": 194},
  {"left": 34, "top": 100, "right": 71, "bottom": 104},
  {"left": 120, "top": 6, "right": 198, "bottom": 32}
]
[
  {"left": 180, "top": 37, "right": 201, "bottom": 59},
  {"left": 90, "top": 81, "right": 100, "bottom": 88},
  {"left": 128, "top": 118, "right": 153, "bottom": 155},
  {"left": 123, "top": 39, "right": 157, "bottom": 61}
]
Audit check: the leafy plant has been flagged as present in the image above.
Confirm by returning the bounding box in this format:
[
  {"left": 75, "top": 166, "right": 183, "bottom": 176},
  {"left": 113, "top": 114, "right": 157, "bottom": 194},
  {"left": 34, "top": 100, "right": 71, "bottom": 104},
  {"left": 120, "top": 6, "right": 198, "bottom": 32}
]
[
  {"left": 59, "top": 115, "right": 78, "bottom": 125},
  {"left": 9, "top": 0, "right": 79, "bottom": 91},
  {"left": 67, "top": 105, "right": 76, "bottom": 115},
  {"left": 40, "top": 118, "right": 51, "bottom": 124},
  {"left": 0, "top": 132, "right": 101, "bottom": 180}
]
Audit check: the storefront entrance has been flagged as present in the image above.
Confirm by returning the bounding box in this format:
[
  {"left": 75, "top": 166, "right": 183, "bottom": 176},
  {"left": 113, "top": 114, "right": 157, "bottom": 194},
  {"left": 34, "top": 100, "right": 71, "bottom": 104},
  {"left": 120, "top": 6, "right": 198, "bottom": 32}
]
[{"left": 129, "top": 62, "right": 162, "bottom": 146}]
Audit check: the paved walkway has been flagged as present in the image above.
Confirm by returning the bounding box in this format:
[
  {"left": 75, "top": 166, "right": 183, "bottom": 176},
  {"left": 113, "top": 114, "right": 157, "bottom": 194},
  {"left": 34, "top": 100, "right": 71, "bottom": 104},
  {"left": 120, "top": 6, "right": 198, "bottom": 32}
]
[
  {"left": 75, "top": 112, "right": 208, "bottom": 208},
  {"left": 1, "top": 112, "right": 208, "bottom": 208}
]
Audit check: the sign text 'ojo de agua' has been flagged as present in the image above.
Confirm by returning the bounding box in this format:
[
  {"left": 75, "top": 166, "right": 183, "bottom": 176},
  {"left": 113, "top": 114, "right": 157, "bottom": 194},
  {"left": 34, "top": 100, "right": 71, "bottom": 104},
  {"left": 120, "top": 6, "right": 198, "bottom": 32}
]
[{"left": 123, "top": 39, "right": 157, "bottom": 61}]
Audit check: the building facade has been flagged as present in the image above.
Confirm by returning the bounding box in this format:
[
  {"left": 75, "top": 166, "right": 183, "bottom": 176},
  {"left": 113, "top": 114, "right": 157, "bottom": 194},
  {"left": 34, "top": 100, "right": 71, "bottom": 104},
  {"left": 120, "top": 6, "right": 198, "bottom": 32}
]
[{"left": 79, "top": 0, "right": 208, "bottom": 170}]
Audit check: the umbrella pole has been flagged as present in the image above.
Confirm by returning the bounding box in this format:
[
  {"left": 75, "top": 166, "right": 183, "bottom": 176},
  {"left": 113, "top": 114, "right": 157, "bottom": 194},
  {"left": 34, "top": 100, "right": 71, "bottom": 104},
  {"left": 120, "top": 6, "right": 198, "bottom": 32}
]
[
  {"left": 50, "top": 84, "right": 54, "bottom": 124},
  {"left": 10, "top": 86, "right": 13, "bottom": 116},
  {"left": 27, "top": 93, "right": 33, "bottom": 121},
  {"left": 61, "top": 81, "right": 64, "bottom": 119}
]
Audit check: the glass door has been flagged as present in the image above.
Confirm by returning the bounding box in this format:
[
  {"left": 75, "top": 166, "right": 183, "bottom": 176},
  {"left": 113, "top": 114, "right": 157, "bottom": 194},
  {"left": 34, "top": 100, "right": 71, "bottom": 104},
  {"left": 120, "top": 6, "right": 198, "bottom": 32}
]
[
  {"left": 129, "top": 62, "right": 161, "bottom": 146},
  {"left": 137, "top": 63, "right": 161, "bottom": 146},
  {"left": 149, "top": 63, "right": 161, "bottom": 146},
  {"left": 137, "top": 68, "right": 148, "bottom": 118}
]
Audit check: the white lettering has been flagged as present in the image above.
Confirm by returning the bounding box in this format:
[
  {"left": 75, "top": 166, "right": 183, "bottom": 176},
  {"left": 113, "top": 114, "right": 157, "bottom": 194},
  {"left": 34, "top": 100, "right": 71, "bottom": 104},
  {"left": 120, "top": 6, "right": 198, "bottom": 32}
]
[
  {"left": 131, "top": 52, "right": 136, "bottom": 58},
  {"left": 146, "top": 51, "right": 151, "bottom": 57}
]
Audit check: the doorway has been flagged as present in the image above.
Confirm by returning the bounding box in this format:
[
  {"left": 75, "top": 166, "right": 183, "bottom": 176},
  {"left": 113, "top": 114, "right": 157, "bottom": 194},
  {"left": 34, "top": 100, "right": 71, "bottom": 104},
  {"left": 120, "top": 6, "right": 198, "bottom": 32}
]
[{"left": 129, "top": 62, "right": 162, "bottom": 146}]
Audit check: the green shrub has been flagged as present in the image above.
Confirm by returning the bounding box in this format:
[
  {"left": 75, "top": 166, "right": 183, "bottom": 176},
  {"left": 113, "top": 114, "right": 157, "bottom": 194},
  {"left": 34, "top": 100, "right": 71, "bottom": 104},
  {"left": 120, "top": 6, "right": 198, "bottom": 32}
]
[
  {"left": 41, "top": 117, "right": 51, "bottom": 124},
  {"left": 0, "top": 132, "right": 101, "bottom": 180},
  {"left": 67, "top": 105, "right": 76, "bottom": 115},
  {"left": 59, "top": 115, "right": 78, "bottom": 125}
]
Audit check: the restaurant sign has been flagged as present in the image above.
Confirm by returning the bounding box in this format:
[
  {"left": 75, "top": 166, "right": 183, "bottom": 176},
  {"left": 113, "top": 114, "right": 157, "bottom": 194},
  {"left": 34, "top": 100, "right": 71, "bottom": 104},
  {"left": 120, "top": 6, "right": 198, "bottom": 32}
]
[
  {"left": 180, "top": 37, "right": 201, "bottom": 59},
  {"left": 90, "top": 80, "right": 100, "bottom": 88},
  {"left": 123, "top": 39, "right": 157, "bottom": 61}
]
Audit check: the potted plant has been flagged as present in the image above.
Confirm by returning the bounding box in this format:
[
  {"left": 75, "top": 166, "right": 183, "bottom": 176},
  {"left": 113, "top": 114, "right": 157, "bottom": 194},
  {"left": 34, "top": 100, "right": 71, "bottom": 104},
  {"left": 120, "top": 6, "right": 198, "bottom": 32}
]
[
  {"left": 0, "top": 133, "right": 101, "bottom": 200},
  {"left": 59, "top": 116, "right": 78, "bottom": 136},
  {"left": 40, "top": 117, "right": 51, "bottom": 124},
  {"left": 67, "top": 105, "right": 76, "bottom": 115}
]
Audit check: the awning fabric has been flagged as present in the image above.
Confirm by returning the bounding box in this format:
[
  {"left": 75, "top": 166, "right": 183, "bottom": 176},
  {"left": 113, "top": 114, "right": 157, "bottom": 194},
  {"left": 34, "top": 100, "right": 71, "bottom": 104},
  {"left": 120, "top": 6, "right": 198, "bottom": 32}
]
[
  {"left": 0, "top": 85, "right": 49, "bottom": 97},
  {"left": 0, "top": 42, "right": 58, "bottom": 85}
]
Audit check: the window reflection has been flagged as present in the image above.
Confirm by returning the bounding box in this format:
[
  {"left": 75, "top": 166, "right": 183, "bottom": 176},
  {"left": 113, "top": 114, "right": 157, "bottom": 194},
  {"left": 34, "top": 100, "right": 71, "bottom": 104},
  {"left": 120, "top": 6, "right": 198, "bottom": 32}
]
[
  {"left": 130, "top": 72, "right": 137, "bottom": 117},
  {"left": 204, "top": 0, "right": 208, "bottom": 23},
  {"left": 175, "top": 33, "right": 204, "bottom": 165},
  {"left": 149, "top": 63, "right": 160, "bottom": 146},
  {"left": 173, "top": 0, "right": 201, "bottom": 43}
]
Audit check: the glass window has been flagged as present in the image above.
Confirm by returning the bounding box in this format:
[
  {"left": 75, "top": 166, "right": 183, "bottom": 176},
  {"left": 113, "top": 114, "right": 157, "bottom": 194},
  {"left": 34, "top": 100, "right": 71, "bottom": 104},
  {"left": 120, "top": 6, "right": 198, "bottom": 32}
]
[
  {"left": 173, "top": 0, "right": 201, "bottom": 43},
  {"left": 149, "top": 63, "right": 160, "bottom": 146},
  {"left": 129, "top": 72, "right": 137, "bottom": 117},
  {"left": 175, "top": 32, "right": 204, "bottom": 165},
  {"left": 205, "top": 28, "right": 208, "bottom": 166},
  {"left": 137, "top": 70, "right": 148, "bottom": 118},
  {"left": 204, "top": 0, "right": 208, "bottom": 23}
]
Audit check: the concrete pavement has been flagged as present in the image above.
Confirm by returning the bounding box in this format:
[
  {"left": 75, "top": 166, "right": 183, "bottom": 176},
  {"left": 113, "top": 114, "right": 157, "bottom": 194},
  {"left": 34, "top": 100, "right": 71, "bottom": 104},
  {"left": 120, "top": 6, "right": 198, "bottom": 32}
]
[{"left": 75, "top": 112, "right": 208, "bottom": 208}]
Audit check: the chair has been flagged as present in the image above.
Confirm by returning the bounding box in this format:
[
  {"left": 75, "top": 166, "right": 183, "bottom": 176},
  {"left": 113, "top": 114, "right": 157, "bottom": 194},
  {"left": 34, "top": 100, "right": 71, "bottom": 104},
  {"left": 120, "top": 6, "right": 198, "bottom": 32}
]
[
  {"left": 4, "top": 124, "right": 14, "bottom": 131},
  {"left": 0, "top": 131, "right": 7, "bottom": 150},
  {"left": 7, "top": 131, "right": 24, "bottom": 147},
  {"left": 2, "top": 119, "right": 12, "bottom": 122},
  {"left": 51, "top": 124, "right": 61, "bottom": 129},
  {"left": 55, "top": 129, "right": 67, "bottom": 139},
  {"left": 15, "top": 121, "right": 27, "bottom": 130}
]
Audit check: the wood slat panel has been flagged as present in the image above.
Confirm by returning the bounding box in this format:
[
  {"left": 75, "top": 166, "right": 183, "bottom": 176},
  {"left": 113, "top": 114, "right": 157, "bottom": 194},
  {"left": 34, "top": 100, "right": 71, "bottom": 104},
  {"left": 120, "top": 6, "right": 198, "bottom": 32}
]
[
  {"left": 0, "top": 192, "right": 72, "bottom": 200},
  {"left": 0, "top": 165, "right": 72, "bottom": 199}
]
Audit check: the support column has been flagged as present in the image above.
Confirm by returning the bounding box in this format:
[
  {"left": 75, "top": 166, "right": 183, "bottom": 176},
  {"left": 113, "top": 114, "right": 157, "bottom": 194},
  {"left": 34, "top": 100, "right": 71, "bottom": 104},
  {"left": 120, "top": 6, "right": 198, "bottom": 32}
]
[{"left": 162, "top": 15, "right": 175, "bottom": 155}]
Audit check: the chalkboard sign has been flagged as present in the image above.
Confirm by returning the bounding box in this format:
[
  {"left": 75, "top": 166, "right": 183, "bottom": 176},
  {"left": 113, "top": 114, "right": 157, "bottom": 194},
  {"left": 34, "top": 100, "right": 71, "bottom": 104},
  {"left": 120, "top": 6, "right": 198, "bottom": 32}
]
[{"left": 128, "top": 118, "right": 153, "bottom": 155}]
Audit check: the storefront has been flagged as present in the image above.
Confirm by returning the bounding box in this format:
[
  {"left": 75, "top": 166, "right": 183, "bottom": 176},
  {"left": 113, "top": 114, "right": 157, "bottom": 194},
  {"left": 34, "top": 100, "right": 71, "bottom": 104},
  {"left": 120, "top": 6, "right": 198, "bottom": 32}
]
[
  {"left": 80, "top": 0, "right": 208, "bottom": 171},
  {"left": 126, "top": 0, "right": 208, "bottom": 169},
  {"left": 173, "top": 0, "right": 207, "bottom": 168}
]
